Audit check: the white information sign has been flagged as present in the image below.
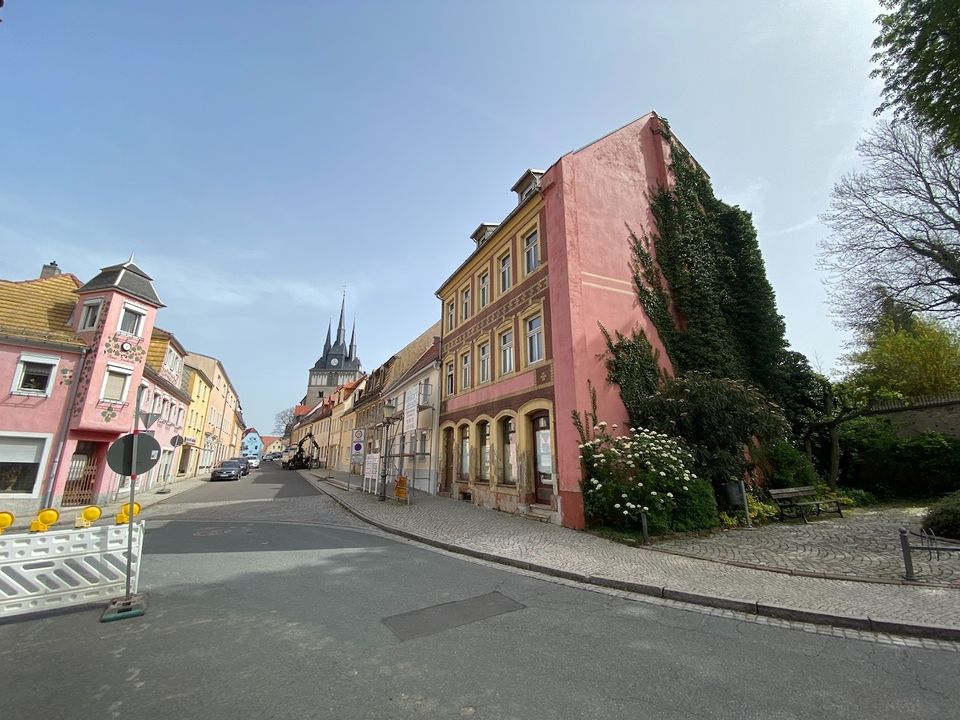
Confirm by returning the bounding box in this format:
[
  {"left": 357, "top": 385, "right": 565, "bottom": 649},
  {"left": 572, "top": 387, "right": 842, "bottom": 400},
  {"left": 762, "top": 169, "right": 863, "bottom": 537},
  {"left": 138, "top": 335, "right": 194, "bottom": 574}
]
[
  {"left": 403, "top": 389, "right": 418, "bottom": 433},
  {"left": 351, "top": 429, "right": 366, "bottom": 464},
  {"left": 363, "top": 452, "right": 380, "bottom": 493}
]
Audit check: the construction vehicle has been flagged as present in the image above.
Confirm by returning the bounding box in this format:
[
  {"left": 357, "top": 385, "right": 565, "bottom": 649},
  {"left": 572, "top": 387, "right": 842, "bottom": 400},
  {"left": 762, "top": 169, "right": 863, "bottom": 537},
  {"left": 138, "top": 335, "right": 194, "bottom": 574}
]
[{"left": 284, "top": 432, "right": 321, "bottom": 470}]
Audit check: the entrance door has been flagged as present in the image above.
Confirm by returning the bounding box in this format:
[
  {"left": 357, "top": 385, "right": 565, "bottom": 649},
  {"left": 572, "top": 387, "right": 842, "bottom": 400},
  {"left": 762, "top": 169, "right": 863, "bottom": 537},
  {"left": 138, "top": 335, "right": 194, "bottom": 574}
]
[
  {"left": 62, "top": 442, "right": 98, "bottom": 506},
  {"left": 442, "top": 428, "right": 454, "bottom": 494},
  {"left": 531, "top": 414, "right": 554, "bottom": 505}
]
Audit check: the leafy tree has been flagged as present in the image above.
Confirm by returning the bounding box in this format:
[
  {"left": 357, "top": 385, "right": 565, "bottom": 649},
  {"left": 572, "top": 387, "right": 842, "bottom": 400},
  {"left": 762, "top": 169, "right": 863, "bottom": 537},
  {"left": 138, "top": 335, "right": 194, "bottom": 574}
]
[
  {"left": 820, "top": 121, "right": 960, "bottom": 328},
  {"left": 844, "top": 316, "right": 960, "bottom": 397},
  {"left": 624, "top": 371, "right": 789, "bottom": 491},
  {"left": 273, "top": 406, "right": 295, "bottom": 437},
  {"left": 871, "top": 0, "right": 960, "bottom": 149}
]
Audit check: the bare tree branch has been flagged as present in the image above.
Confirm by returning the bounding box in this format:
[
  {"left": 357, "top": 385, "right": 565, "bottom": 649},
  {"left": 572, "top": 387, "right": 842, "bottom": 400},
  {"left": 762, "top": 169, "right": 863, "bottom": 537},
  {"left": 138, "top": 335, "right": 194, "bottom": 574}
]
[{"left": 820, "top": 121, "right": 960, "bottom": 329}]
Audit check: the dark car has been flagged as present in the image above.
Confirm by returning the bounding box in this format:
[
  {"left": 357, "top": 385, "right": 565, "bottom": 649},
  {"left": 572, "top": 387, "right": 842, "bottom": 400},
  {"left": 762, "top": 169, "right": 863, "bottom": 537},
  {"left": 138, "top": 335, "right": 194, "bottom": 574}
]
[
  {"left": 232, "top": 457, "right": 250, "bottom": 475},
  {"left": 211, "top": 459, "right": 242, "bottom": 481}
]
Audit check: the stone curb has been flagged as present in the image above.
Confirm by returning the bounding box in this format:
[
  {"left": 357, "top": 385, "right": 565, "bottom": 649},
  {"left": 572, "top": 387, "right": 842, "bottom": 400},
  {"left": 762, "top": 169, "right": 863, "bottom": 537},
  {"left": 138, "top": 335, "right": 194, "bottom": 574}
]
[
  {"left": 306, "top": 476, "right": 960, "bottom": 643},
  {"left": 646, "top": 545, "right": 960, "bottom": 589}
]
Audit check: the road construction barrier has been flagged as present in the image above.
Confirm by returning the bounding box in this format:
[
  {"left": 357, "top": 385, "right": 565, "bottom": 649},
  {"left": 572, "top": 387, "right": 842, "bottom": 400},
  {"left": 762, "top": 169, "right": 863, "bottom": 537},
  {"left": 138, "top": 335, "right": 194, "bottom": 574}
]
[{"left": 0, "top": 521, "right": 144, "bottom": 618}]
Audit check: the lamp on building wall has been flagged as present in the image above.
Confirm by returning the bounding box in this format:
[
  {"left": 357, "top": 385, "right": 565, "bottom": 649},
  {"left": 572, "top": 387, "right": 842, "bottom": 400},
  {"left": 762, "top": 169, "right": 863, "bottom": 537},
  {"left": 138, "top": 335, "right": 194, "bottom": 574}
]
[{"left": 377, "top": 399, "right": 397, "bottom": 501}]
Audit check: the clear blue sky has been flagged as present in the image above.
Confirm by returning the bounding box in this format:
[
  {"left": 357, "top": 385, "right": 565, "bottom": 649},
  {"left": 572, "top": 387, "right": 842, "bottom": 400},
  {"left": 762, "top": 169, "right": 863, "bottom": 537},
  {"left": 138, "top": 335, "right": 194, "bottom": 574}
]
[{"left": 0, "top": 2, "right": 883, "bottom": 432}]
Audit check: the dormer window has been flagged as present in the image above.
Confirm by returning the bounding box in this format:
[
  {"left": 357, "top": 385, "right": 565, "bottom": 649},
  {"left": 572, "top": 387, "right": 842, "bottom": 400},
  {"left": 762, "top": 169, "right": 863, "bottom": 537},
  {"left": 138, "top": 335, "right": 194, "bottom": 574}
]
[
  {"left": 78, "top": 300, "right": 102, "bottom": 331},
  {"left": 511, "top": 170, "right": 543, "bottom": 206},
  {"left": 471, "top": 223, "right": 499, "bottom": 247}
]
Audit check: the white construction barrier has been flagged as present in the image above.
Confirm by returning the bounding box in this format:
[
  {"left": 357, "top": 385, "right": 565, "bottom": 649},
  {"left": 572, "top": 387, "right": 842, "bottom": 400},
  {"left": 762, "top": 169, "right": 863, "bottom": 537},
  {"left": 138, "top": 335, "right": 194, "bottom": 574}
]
[{"left": 0, "top": 521, "right": 144, "bottom": 618}]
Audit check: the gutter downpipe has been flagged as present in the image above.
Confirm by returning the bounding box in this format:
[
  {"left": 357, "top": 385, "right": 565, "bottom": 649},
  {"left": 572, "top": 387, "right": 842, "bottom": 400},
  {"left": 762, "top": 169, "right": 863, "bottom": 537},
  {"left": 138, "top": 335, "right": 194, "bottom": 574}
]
[{"left": 44, "top": 346, "right": 89, "bottom": 508}]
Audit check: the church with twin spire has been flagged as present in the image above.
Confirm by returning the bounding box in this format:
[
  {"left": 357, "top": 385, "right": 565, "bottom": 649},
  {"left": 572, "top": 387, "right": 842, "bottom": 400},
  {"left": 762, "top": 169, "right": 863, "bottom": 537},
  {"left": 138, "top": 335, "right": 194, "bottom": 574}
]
[{"left": 304, "top": 294, "right": 363, "bottom": 406}]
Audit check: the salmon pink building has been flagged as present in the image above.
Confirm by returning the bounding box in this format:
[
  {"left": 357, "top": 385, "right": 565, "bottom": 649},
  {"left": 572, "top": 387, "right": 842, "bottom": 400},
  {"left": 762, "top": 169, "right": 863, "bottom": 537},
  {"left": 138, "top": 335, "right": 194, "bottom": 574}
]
[
  {"left": 436, "top": 112, "right": 676, "bottom": 529},
  {"left": 0, "top": 259, "right": 167, "bottom": 518}
]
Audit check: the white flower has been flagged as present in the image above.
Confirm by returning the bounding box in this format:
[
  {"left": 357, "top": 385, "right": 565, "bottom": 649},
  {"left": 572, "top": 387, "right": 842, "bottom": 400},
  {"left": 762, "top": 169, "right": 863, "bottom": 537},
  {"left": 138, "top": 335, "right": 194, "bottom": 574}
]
[
  {"left": 683, "top": 485, "right": 688, "bottom": 491},
  {"left": 659, "top": 471, "right": 666, "bottom": 476},
  {"left": 643, "top": 506, "right": 649, "bottom": 512},
  {"left": 590, "top": 478, "right": 599, "bottom": 485},
  {"left": 614, "top": 503, "right": 621, "bottom": 509},
  {"left": 623, "top": 510, "right": 629, "bottom": 515},
  {"left": 666, "top": 492, "right": 673, "bottom": 498},
  {"left": 621, "top": 493, "right": 628, "bottom": 498},
  {"left": 651, "top": 491, "right": 657, "bottom": 496},
  {"left": 637, "top": 482, "right": 643, "bottom": 487},
  {"left": 596, "top": 484, "right": 602, "bottom": 489}
]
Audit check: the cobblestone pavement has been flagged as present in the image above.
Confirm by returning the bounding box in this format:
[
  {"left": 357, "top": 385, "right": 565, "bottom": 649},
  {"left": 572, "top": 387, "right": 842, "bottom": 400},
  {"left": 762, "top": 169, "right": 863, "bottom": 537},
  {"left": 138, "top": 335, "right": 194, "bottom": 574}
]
[
  {"left": 651, "top": 506, "right": 960, "bottom": 587},
  {"left": 309, "top": 472, "right": 960, "bottom": 637}
]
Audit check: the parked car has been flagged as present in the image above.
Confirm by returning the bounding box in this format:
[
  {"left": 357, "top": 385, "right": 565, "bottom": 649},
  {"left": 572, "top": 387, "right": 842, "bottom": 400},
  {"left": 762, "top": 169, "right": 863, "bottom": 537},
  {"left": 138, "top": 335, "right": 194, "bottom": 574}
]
[
  {"left": 211, "top": 459, "right": 242, "bottom": 481},
  {"left": 231, "top": 457, "right": 250, "bottom": 475},
  {"left": 246, "top": 455, "right": 261, "bottom": 468}
]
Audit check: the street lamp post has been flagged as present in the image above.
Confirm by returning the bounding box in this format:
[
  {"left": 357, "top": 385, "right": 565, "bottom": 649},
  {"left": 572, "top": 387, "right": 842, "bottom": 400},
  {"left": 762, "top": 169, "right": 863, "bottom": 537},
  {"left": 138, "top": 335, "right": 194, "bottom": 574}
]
[{"left": 378, "top": 399, "right": 396, "bottom": 502}]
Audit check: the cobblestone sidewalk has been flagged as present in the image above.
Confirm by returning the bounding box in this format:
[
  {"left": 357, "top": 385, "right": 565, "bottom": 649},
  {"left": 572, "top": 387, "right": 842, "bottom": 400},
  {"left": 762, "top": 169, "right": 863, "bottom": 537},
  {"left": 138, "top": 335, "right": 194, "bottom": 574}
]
[
  {"left": 651, "top": 506, "right": 960, "bottom": 587},
  {"left": 309, "top": 471, "right": 960, "bottom": 640}
]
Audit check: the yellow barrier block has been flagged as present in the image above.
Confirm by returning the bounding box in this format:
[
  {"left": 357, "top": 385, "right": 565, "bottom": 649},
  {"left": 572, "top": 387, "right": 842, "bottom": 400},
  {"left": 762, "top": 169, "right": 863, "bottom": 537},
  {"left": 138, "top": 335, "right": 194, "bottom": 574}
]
[{"left": 0, "top": 511, "right": 14, "bottom": 535}]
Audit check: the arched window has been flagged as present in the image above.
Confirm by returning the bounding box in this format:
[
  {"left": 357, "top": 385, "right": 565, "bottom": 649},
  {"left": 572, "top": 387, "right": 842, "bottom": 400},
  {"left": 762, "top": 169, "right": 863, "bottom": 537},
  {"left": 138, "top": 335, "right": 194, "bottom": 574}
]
[
  {"left": 500, "top": 416, "right": 517, "bottom": 485},
  {"left": 458, "top": 425, "right": 470, "bottom": 482},
  {"left": 477, "top": 421, "right": 490, "bottom": 481}
]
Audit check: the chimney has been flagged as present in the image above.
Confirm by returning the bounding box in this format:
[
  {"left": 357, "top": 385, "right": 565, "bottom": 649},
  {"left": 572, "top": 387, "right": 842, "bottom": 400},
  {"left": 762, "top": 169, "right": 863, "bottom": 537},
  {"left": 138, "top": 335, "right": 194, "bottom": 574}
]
[{"left": 40, "top": 261, "right": 60, "bottom": 279}]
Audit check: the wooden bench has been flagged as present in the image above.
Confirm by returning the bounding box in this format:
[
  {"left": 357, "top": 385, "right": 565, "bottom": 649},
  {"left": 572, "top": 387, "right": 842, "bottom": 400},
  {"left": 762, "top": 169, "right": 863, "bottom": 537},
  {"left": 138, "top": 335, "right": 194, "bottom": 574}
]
[{"left": 768, "top": 486, "right": 843, "bottom": 524}]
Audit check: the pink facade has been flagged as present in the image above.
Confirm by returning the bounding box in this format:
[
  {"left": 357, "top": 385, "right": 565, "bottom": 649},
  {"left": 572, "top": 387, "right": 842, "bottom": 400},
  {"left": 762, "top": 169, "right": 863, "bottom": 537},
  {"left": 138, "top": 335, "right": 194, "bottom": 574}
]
[
  {"left": 0, "top": 260, "right": 169, "bottom": 518},
  {"left": 543, "top": 112, "right": 675, "bottom": 528}
]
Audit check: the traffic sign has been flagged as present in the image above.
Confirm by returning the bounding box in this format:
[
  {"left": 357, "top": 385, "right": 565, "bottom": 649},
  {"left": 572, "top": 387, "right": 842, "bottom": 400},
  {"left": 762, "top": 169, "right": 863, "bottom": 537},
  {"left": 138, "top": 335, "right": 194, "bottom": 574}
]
[
  {"left": 107, "top": 433, "right": 162, "bottom": 476},
  {"left": 170, "top": 435, "right": 184, "bottom": 447},
  {"left": 352, "top": 429, "right": 365, "bottom": 442},
  {"left": 139, "top": 412, "right": 161, "bottom": 429}
]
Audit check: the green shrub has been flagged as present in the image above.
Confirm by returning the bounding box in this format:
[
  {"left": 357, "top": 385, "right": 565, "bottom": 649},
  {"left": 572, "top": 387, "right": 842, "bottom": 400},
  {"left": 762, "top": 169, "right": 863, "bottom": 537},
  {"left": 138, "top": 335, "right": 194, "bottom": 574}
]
[
  {"left": 579, "top": 422, "right": 718, "bottom": 534},
  {"left": 923, "top": 492, "right": 960, "bottom": 540},
  {"left": 839, "top": 417, "right": 960, "bottom": 498},
  {"left": 719, "top": 492, "right": 779, "bottom": 528},
  {"left": 752, "top": 439, "right": 820, "bottom": 489},
  {"left": 831, "top": 486, "right": 878, "bottom": 507}
]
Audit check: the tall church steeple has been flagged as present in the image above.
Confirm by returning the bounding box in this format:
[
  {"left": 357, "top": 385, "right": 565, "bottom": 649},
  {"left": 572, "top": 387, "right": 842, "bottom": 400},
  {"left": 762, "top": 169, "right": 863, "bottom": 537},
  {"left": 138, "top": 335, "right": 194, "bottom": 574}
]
[
  {"left": 304, "top": 292, "right": 363, "bottom": 407},
  {"left": 335, "top": 291, "right": 346, "bottom": 346}
]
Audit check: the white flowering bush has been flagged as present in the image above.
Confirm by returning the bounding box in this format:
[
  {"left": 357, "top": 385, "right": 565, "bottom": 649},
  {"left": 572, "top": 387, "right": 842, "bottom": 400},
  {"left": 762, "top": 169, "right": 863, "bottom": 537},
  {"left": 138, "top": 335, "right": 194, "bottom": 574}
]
[{"left": 579, "top": 422, "right": 718, "bottom": 533}]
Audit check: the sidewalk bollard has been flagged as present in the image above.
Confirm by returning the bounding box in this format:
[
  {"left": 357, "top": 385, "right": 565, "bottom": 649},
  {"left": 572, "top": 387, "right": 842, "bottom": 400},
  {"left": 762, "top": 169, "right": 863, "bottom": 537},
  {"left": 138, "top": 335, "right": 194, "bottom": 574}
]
[
  {"left": 640, "top": 512, "right": 649, "bottom": 545},
  {"left": 899, "top": 527, "right": 916, "bottom": 581}
]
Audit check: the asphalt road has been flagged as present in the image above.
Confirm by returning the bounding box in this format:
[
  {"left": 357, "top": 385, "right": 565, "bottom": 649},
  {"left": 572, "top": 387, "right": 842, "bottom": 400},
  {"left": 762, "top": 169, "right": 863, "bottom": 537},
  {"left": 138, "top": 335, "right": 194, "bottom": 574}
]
[{"left": 2, "top": 464, "right": 958, "bottom": 719}]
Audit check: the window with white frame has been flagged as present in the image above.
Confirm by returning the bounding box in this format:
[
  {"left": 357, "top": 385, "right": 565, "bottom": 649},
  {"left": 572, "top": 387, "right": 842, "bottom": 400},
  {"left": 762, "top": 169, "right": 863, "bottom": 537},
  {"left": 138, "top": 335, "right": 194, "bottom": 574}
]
[
  {"left": 526, "top": 314, "right": 544, "bottom": 364},
  {"left": 0, "top": 435, "right": 48, "bottom": 494},
  {"left": 446, "top": 301, "right": 455, "bottom": 331},
  {"left": 461, "top": 287, "right": 471, "bottom": 322},
  {"left": 499, "top": 254, "right": 512, "bottom": 293},
  {"left": 524, "top": 229, "right": 540, "bottom": 274},
  {"left": 478, "top": 342, "right": 490, "bottom": 383},
  {"left": 163, "top": 347, "right": 182, "bottom": 376},
  {"left": 118, "top": 305, "right": 146, "bottom": 336},
  {"left": 78, "top": 300, "right": 102, "bottom": 331},
  {"left": 445, "top": 361, "right": 455, "bottom": 395},
  {"left": 479, "top": 272, "right": 489, "bottom": 308},
  {"left": 11, "top": 353, "right": 59, "bottom": 396},
  {"left": 499, "top": 329, "right": 514, "bottom": 374},
  {"left": 101, "top": 364, "right": 133, "bottom": 403},
  {"left": 461, "top": 351, "right": 471, "bottom": 390}
]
